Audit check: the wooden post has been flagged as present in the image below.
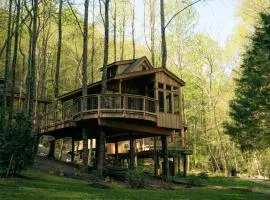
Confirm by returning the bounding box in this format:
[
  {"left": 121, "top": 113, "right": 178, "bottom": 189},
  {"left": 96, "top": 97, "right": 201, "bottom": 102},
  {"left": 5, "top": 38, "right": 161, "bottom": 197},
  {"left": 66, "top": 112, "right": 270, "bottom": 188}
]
[
  {"left": 130, "top": 134, "right": 135, "bottom": 169},
  {"left": 154, "top": 137, "right": 158, "bottom": 176},
  {"left": 115, "top": 142, "right": 119, "bottom": 165},
  {"left": 48, "top": 138, "right": 55, "bottom": 158},
  {"left": 97, "top": 128, "right": 105, "bottom": 177},
  {"left": 161, "top": 136, "right": 169, "bottom": 179},
  {"left": 71, "top": 137, "right": 75, "bottom": 162},
  {"left": 119, "top": 79, "right": 122, "bottom": 93},
  {"left": 82, "top": 128, "right": 89, "bottom": 173},
  {"left": 177, "top": 152, "right": 181, "bottom": 174},
  {"left": 183, "top": 154, "right": 187, "bottom": 177}
]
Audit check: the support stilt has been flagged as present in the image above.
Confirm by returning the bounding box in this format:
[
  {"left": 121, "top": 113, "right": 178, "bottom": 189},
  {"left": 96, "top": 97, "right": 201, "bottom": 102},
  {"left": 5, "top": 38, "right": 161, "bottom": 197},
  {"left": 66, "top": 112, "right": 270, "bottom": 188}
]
[
  {"left": 129, "top": 134, "right": 135, "bottom": 169},
  {"left": 115, "top": 142, "right": 119, "bottom": 165},
  {"left": 161, "top": 136, "right": 169, "bottom": 179},
  {"left": 154, "top": 137, "right": 158, "bottom": 176},
  {"left": 97, "top": 128, "right": 105, "bottom": 177},
  {"left": 71, "top": 137, "right": 75, "bottom": 162},
  {"left": 48, "top": 139, "right": 55, "bottom": 158},
  {"left": 183, "top": 154, "right": 187, "bottom": 177},
  {"left": 82, "top": 128, "right": 89, "bottom": 173}
]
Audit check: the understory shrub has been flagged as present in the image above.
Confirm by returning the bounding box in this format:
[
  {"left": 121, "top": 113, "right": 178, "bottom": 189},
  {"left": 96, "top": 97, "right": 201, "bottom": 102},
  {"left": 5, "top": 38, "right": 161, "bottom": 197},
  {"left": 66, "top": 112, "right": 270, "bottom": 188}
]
[
  {"left": 127, "top": 168, "right": 146, "bottom": 188},
  {"left": 0, "top": 112, "right": 36, "bottom": 177}
]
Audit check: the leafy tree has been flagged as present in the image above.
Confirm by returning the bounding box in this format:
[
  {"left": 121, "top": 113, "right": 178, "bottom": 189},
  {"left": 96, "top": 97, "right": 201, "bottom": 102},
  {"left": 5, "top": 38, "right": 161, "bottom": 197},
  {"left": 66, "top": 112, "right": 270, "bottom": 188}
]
[
  {"left": 0, "top": 112, "right": 36, "bottom": 177},
  {"left": 225, "top": 13, "right": 270, "bottom": 150}
]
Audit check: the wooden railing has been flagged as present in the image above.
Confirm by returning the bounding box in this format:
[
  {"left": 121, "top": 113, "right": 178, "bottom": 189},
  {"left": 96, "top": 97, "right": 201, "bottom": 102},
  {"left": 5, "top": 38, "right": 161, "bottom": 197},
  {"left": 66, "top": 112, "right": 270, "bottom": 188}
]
[{"left": 40, "top": 94, "right": 156, "bottom": 129}]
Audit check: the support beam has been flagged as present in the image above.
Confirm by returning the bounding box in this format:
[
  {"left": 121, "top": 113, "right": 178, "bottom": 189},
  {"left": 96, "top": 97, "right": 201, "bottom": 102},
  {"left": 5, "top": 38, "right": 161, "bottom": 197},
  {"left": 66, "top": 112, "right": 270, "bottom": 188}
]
[
  {"left": 183, "top": 154, "right": 187, "bottom": 177},
  {"left": 115, "top": 142, "right": 119, "bottom": 165},
  {"left": 97, "top": 128, "right": 106, "bottom": 177},
  {"left": 48, "top": 138, "right": 55, "bottom": 158},
  {"left": 154, "top": 137, "right": 158, "bottom": 176},
  {"left": 71, "top": 137, "right": 75, "bottom": 162},
  {"left": 161, "top": 136, "right": 169, "bottom": 179},
  {"left": 82, "top": 128, "right": 89, "bottom": 173},
  {"left": 129, "top": 134, "right": 135, "bottom": 169}
]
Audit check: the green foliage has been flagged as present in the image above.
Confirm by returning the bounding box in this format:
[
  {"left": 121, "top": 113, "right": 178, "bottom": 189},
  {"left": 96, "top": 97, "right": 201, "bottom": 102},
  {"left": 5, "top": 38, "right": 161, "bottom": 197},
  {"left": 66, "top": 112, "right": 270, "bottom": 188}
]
[
  {"left": 197, "top": 172, "right": 209, "bottom": 179},
  {"left": 0, "top": 112, "right": 36, "bottom": 177},
  {"left": 224, "top": 13, "right": 270, "bottom": 150},
  {"left": 127, "top": 168, "right": 146, "bottom": 189}
]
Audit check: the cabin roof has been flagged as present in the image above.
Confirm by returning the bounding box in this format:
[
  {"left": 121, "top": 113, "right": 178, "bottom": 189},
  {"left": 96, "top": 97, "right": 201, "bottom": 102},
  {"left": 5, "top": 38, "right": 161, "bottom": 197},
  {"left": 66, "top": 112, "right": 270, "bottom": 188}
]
[{"left": 56, "top": 57, "right": 185, "bottom": 101}]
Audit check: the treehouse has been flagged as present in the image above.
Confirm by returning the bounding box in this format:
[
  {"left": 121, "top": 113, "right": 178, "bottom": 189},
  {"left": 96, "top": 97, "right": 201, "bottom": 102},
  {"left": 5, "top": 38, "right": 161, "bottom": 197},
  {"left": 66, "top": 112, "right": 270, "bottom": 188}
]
[{"left": 40, "top": 56, "right": 191, "bottom": 176}]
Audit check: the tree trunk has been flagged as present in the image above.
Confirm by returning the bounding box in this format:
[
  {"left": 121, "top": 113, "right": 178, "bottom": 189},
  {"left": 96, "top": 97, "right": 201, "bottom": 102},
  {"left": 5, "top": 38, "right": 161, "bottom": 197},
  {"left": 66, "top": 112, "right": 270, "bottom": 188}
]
[
  {"left": 113, "top": 0, "right": 116, "bottom": 62},
  {"left": 82, "top": 0, "right": 90, "bottom": 174},
  {"left": 131, "top": 0, "right": 135, "bottom": 59},
  {"left": 160, "top": 0, "right": 167, "bottom": 68},
  {"left": 161, "top": 136, "right": 169, "bottom": 179},
  {"left": 2, "top": 0, "right": 13, "bottom": 128},
  {"left": 120, "top": 12, "right": 126, "bottom": 61},
  {"left": 90, "top": 0, "right": 95, "bottom": 83},
  {"left": 101, "top": 0, "right": 110, "bottom": 93},
  {"left": 150, "top": 0, "right": 155, "bottom": 67},
  {"left": 9, "top": 0, "right": 21, "bottom": 123},
  {"left": 54, "top": 0, "right": 63, "bottom": 98},
  {"left": 27, "top": 0, "right": 38, "bottom": 118},
  {"left": 97, "top": 128, "right": 105, "bottom": 177}
]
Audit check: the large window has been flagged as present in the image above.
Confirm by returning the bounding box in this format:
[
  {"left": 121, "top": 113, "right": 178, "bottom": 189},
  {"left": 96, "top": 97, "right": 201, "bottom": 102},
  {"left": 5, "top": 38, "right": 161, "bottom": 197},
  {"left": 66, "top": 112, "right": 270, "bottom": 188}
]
[
  {"left": 166, "top": 93, "right": 172, "bottom": 113},
  {"left": 174, "top": 94, "right": 179, "bottom": 114},
  {"left": 159, "top": 91, "right": 164, "bottom": 112}
]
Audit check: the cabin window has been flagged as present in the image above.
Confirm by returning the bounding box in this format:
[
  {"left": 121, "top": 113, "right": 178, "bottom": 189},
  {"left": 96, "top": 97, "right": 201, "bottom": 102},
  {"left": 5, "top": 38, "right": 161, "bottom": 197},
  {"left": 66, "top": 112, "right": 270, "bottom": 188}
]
[
  {"left": 166, "top": 93, "right": 172, "bottom": 113},
  {"left": 166, "top": 85, "right": 171, "bottom": 91},
  {"left": 107, "top": 66, "right": 117, "bottom": 79},
  {"left": 158, "top": 83, "right": 163, "bottom": 89},
  {"left": 158, "top": 91, "right": 164, "bottom": 112},
  {"left": 174, "top": 94, "right": 179, "bottom": 114}
]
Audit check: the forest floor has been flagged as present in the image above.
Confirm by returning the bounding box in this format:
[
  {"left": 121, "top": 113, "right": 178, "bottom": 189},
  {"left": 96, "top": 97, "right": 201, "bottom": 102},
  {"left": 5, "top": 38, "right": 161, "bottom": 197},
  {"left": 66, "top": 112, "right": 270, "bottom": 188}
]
[{"left": 1, "top": 169, "right": 270, "bottom": 200}]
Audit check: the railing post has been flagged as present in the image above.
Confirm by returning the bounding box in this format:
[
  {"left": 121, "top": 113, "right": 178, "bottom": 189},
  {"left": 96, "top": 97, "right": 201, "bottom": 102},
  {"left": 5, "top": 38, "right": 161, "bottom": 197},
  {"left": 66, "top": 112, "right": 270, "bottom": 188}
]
[
  {"left": 123, "top": 95, "right": 126, "bottom": 117},
  {"left": 98, "top": 95, "right": 100, "bottom": 117},
  {"left": 143, "top": 98, "right": 146, "bottom": 118}
]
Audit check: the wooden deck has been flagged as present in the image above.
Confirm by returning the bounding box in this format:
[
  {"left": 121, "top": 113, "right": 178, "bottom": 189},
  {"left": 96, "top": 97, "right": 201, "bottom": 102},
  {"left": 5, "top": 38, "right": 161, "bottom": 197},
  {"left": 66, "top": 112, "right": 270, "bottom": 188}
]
[{"left": 40, "top": 93, "right": 157, "bottom": 134}]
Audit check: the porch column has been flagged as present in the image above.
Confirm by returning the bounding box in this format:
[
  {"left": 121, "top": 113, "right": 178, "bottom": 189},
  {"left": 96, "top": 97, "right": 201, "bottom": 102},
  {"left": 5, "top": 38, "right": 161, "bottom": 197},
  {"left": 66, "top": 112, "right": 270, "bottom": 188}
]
[
  {"left": 71, "top": 137, "right": 75, "bottom": 162},
  {"left": 82, "top": 128, "right": 89, "bottom": 173},
  {"left": 154, "top": 137, "right": 158, "bottom": 176},
  {"left": 183, "top": 154, "right": 188, "bottom": 177},
  {"left": 129, "top": 135, "right": 135, "bottom": 169},
  {"left": 115, "top": 142, "right": 119, "bottom": 165},
  {"left": 97, "top": 128, "right": 106, "bottom": 177},
  {"left": 161, "top": 136, "right": 169, "bottom": 179},
  {"left": 48, "top": 138, "right": 55, "bottom": 158}
]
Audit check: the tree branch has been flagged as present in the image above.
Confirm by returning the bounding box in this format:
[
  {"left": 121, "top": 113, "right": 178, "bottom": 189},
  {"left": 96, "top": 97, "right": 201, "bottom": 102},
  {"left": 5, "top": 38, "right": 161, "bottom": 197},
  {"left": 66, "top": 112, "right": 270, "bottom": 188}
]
[{"left": 165, "top": 0, "right": 203, "bottom": 30}]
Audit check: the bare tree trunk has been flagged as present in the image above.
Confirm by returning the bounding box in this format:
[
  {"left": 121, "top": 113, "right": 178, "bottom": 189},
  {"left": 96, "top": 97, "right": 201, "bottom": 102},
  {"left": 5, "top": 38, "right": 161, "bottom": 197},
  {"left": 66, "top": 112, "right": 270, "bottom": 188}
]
[
  {"left": 2, "top": 0, "right": 13, "bottom": 128},
  {"left": 98, "top": 0, "right": 110, "bottom": 177},
  {"left": 9, "top": 0, "right": 21, "bottom": 123},
  {"left": 160, "top": 0, "right": 167, "bottom": 68},
  {"left": 91, "top": 0, "right": 95, "bottom": 83},
  {"left": 101, "top": 0, "right": 110, "bottom": 93},
  {"left": 120, "top": 11, "right": 126, "bottom": 61},
  {"left": 131, "top": 0, "right": 135, "bottom": 59},
  {"left": 54, "top": 0, "right": 62, "bottom": 98},
  {"left": 27, "top": 0, "right": 38, "bottom": 118},
  {"left": 113, "top": 0, "right": 116, "bottom": 62},
  {"left": 150, "top": 0, "right": 155, "bottom": 67},
  {"left": 82, "top": 0, "right": 90, "bottom": 174}
]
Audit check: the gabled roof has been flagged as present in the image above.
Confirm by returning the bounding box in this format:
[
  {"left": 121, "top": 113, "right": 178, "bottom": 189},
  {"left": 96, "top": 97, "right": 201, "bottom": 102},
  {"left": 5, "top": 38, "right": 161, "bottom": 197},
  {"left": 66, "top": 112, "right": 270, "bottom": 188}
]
[{"left": 57, "top": 57, "right": 185, "bottom": 101}]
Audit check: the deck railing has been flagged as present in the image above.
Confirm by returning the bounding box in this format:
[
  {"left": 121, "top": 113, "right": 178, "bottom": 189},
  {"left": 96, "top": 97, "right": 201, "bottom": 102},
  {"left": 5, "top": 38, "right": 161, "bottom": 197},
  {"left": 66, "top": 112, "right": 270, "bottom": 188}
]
[{"left": 40, "top": 93, "right": 156, "bottom": 129}]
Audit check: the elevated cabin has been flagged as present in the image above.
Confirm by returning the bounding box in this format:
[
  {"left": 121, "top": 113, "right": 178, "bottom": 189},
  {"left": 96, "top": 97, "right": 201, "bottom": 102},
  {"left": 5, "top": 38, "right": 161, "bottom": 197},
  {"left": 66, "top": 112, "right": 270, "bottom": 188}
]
[{"left": 40, "top": 56, "right": 190, "bottom": 176}]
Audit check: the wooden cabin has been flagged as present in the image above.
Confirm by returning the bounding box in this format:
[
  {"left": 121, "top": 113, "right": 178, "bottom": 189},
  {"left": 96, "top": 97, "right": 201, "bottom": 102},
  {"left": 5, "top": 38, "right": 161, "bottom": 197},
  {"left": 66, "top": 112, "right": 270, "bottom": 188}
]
[{"left": 40, "top": 56, "right": 191, "bottom": 176}]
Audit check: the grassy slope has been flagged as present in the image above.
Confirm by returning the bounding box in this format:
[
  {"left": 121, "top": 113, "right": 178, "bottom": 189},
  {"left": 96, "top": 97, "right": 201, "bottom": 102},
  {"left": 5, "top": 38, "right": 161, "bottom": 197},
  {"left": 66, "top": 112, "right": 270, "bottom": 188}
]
[
  {"left": 174, "top": 175, "right": 270, "bottom": 190},
  {"left": 0, "top": 169, "right": 269, "bottom": 200}
]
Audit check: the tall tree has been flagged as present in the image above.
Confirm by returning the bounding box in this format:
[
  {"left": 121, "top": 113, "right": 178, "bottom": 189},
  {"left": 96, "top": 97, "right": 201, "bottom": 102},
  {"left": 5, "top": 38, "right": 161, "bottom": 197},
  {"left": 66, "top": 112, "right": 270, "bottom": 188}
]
[
  {"left": 9, "top": 0, "right": 21, "bottom": 122},
  {"left": 54, "top": 0, "right": 63, "bottom": 98},
  {"left": 131, "top": 0, "right": 135, "bottom": 59},
  {"left": 2, "top": 0, "right": 13, "bottom": 126},
  {"left": 27, "top": 0, "right": 38, "bottom": 118},
  {"left": 225, "top": 13, "right": 270, "bottom": 151},
  {"left": 82, "top": 0, "right": 90, "bottom": 173},
  {"left": 160, "top": 0, "right": 166, "bottom": 68},
  {"left": 150, "top": 0, "right": 156, "bottom": 67}
]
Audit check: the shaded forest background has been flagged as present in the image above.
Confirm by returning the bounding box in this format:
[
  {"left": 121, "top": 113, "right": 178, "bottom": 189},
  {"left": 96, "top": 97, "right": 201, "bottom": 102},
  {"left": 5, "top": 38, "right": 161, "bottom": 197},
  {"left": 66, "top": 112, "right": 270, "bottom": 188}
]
[{"left": 0, "top": 0, "right": 269, "bottom": 177}]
